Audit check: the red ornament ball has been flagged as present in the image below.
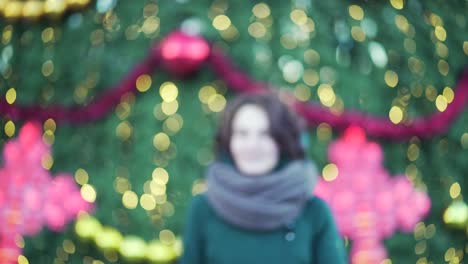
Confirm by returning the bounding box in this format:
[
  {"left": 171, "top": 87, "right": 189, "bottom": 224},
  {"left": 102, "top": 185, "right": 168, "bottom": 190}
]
[{"left": 157, "top": 31, "right": 210, "bottom": 78}]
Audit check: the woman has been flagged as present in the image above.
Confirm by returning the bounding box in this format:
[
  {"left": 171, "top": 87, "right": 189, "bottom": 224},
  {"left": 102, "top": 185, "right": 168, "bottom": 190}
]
[{"left": 180, "top": 92, "right": 347, "bottom": 264}]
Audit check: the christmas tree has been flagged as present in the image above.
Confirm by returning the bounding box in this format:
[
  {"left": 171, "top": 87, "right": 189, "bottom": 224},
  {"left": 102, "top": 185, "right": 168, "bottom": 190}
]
[{"left": 0, "top": 0, "right": 467, "bottom": 263}]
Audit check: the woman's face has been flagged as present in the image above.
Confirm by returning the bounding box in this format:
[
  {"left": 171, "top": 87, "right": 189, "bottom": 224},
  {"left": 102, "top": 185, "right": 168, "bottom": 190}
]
[{"left": 229, "top": 104, "right": 280, "bottom": 176}]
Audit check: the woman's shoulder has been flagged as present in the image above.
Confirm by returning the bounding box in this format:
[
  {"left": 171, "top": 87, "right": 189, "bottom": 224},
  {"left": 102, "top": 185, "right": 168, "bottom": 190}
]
[
  {"left": 190, "top": 193, "right": 208, "bottom": 205},
  {"left": 187, "top": 193, "right": 212, "bottom": 215},
  {"left": 306, "top": 196, "right": 329, "bottom": 208},
  {"left": 303, "top": 196, "right": 334, "bottom": 220}
]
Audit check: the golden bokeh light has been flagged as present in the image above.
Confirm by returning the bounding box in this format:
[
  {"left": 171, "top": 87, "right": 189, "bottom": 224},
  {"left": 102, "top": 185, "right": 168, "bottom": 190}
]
[
  {"left": 252, "top": 3, "right": 270, "bottom": 18},
  {"left": 323, "top": 163, "right": 339, "bottom": 181},
  {"left": 389, "top": 106, "right": 404, "bottom": 124},
  {"left": 136, "top": 74, "right": 152, "bottom": 92},
  {"left": 81, "top": 184, "right": 97, "bottom": 203},
  {"left": 348, "top": 5, "right": 364, "bottom": 20},
  {"left": 160, "top": 82, "right": 178, "bottom": 102},
  {"left": 212, "top": 15, "right": 231, "bottom": 31},
  {"left": 122, "top": 190, "right": 138, "bottom": 209}
]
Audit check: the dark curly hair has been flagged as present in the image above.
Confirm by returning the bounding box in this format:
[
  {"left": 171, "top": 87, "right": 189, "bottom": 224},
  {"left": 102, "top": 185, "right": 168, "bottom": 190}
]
[{"left": 215, "top": 92, "right": 305, "bottom": 161}]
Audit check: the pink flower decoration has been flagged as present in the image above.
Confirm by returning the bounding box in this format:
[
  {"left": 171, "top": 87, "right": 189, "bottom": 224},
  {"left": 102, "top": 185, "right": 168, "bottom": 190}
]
[
  {"left": 0, "top": 122, "right": 93, "bottom": 263},
  {"left": 314, "top": 126, "right": 431, "bottom": 264}
]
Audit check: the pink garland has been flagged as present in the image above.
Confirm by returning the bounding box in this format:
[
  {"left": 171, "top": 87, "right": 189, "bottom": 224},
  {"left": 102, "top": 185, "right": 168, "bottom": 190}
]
[{"left": 1, "top": 31, "right": 467, "bottom": 140}]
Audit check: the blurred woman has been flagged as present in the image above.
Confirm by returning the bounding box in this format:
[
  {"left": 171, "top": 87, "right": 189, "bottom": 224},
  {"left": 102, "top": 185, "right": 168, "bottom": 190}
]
[{"left": 180, "top": 92, "right": 347, "bottom": 264}]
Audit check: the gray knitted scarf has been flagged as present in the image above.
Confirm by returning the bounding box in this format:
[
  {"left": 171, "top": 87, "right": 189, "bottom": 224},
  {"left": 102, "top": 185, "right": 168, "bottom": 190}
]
[{"left": 206, "top": 160, "right": 318, "bottom": 231}]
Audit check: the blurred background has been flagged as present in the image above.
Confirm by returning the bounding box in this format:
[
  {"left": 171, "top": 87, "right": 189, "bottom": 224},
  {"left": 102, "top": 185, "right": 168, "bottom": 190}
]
[{"left": 0, "top": 0, "right": 467, "bottom": 263}]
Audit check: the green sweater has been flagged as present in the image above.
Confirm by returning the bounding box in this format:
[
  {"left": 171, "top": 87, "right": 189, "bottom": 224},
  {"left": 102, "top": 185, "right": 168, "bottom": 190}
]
[{"left": 180, "top": 194, "right": 347, "bottom": 264}]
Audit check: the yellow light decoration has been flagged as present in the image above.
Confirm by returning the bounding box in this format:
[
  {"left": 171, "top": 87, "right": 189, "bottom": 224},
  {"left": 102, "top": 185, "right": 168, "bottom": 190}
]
[
  {"left": 5, "top": 87, "right": 16, "bottom": 104},
  {"left": 280, "top": 34, "right": 297, "bottom": 50},
  {"left": 248, "top": 22, "right": 267, "bottom": 38},
  {"left": 22, "top": 1, "right": 43, "bottom": 20},
  {"left": 212, "top": 15, "right": 231, "bottom": 31},
  {"left": 159, "top": 82, "right": 178, "bottom": 102},
  {"left": 408, "top": 57, "right": 424, "bottom": 74},
  {"left": 0, "top": 0, "right": 91, "bottom": 20},
  {"left": 390, "top": 0, "right": 404, "bottom": 10},
  {"left": 44, "top": 0, "right": 66, "bottom": 17},
  {"left": 142, "top": 16, "right": 160, "bottom": 35},
  {"left": 114, "top": 177, "right": 131, "bottom": 194},
  {"left": 384, "top": 70, "right": 398, "bottom": 88},
  {"left": 198, "top": 85, "right": 217, "bottom": 103},
  {"left": 429, "top": 13, "right": 443, "bottom": 27},
  {"left": 153, "top": 132, "right": 170, "bottom": 151},
  {"left": 252, "top": 3, "right": 270, "bottom": 19},
  {"left": 66, "top": 0, "right": 91, "bottom": 9},
  {"left": 75, "top": 214, "right": 102, "bottom": 240},
  {"left": 116, "top": 121, "right": 133, "bottom": 141},
  {"left": 81, "top": 184, "right": 97, "bottom": 203},
  {"left": 63, "top": 240, "right": 76, "bottom": 254},
  {"left": 152, "top": 167, "right": 169, "bottom": 185},
  {"left": 317, "top": 84, "right": 336, "bottom": 107},
  {"left": 40, "top": 153, "right": 53, "bottom": 170},
  {"left": 136, "top": 74, "right": 152, "bottom": 92},
  {"left": 435, "top": 95, "right": 448, "bottom": 112},
  {"left": 74, "top": 168, "right": 89, "bottom": 185},
  {"left": 120, "top": 236, "right": 148, "bottom": 262},
  {"left": 159, "top": 229, "right": 176, "bottom": 245},
  {"left": 163, "top": 116, "right": 182, "bottom": 134},
  {"left": 303, "top": 69, "right": 319, "bottom": 86},
  {"left": 116, "top": 101, "right": 131, "bottom": 120},
  {"left": 140, "top": 193, "right": 157, "bottom": 211},
  {"left": 436, "top": 42, "right": 448, "bottom": 58},
  {"left": 449, "top": 183, "right": 461, "bottom": 199},
  {"left": 443, "top": 200, "right": 468, "bottom": 230},
  {"left": 304, "top": 49, "right": 320, "bottom": 66},
  {"left": 425, "top": 85, "right": 438, "bottom": 101},
  {"left": 348, "top": 5, "right": 364, "bottom": 20},
  {"left": 389, "top": 106, "right": 404, "bottom": 124},
  {"left": 294, "top": 84, "right": 311, "bottom": 102},
  {"left": 317, "top": 123, "right": 332, "bottom": 142},
  {"left": 43, "top": 118, "right": 56, "bottom": 132},
  {"left": 17, "top": 255, "right": 29, "bottom": 264},
  {"left": 172, "top": 237, "right": 183, "bottom": 257},
  {"left": 438, "top": 59, "right": 449, "bottom": 76},
  {"left": 4, "top": 120, "right": 15, "bottom": 137},
  {"left": 302, "top": 18, "right": 315, "bottom": 33},
  {"left": 150, "top": 181, "right": 166, "bottom": 196},
  {"left": 219, "top": 25, "right": 239, "bottom": 42},
  {"left": 351, "top": 26, "right": 366, "bottom": 42},
  {"left": 146, "top": 240, "right": 177, "bottom": 263},
  {"left": 4, "top": 1, "right": 23, "bottom": 20},
  {"left": 442, "top": 87, "right": 454, "bottom": 103},
  {"left": 322, "top": 163, "right": 338, "bottom": 182},
  {"left": 95, "top": 227, "right": 123, "bottom": 252},
  {"left": 461, "top": 133, "right": 468, "bottom": 149},
  {"left": 161, "top": 100, "right": 179, "bottom": 115},
  {"left": 207, "top": 94, "right": 226, "bottom": 112},
  {"left": 42, "top": 60, "right": 54, "bottom": 77},
  {"left": 406, "top": 144, "right": 419, "bottom": 161},
  {"left": 394, "top": 15, "right": 409, "bottom": 34},
  {"left": 434, "top": 26, "right": 447, "bottom": 42},
  {"left": 75, "top": 214, "right": 184, "bottom": 262},
  {"left": 290, "top": 9, "right": 307, "bottom": 26},
  {"left": 122, "top": 190, "right": 138, "bottom": 209}
]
